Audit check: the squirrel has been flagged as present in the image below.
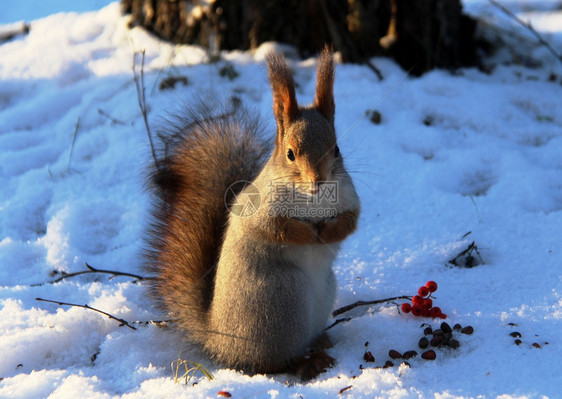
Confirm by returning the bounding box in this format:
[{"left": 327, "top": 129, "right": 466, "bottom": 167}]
[{"left": 145, "top": 47, "right": 360, "bottom": 380}]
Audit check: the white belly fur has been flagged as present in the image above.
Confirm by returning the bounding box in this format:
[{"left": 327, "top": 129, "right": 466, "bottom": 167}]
[{"left": 282, "top": 242, "right": 339, "bottom": 338}]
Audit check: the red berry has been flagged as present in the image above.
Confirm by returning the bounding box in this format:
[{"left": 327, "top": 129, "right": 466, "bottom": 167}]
[
  {"left": 401, "top": 303, "right": 412, "bottom": 313},
  {"left": 421, "top": 309, "right": 430, "bottom": 317},
  {"left": 418, "top": 286, "right": 429, "bottom": 297},
  {"left": 425, "top": 281, "right": 438, "bottom": 292},
  {"left": 439, "top": 313, "right": 447, "bottom": 319},
  {"left": 412, "top": 295, "right": 425, "bottom": 306},
  {"left": 411, "top": 305, "right": 423, "bottom": 317},
  {"left": 424, "top": 298, "right": 433, "bottom": 309},
  {"left": 429, "top": 307, "right": 442, "bottom": 318}
]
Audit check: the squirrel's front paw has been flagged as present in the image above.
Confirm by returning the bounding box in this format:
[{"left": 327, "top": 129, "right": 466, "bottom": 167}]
[
  {"left": 284, "top": 218, "right": 319, "bottom": 245},
  {"left": 317, "top": 210, "right": 358, "bottom": 244}
]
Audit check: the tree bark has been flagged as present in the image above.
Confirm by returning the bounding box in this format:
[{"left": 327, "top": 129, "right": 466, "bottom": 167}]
[{"left": 121, "top": 0, "right": 477, "bottom": 76}]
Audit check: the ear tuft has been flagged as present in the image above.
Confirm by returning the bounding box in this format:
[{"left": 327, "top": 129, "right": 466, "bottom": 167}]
[
  {"left": 314, "top": 46, "right": 335, "bottom": 125},
  {"left": 266, "top": 52, "right": 299, "bottom": 137}
]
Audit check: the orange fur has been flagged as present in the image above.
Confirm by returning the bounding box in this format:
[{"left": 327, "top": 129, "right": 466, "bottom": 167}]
[{"left": 317, "top": 210, "right": 359, "bottom": 244}]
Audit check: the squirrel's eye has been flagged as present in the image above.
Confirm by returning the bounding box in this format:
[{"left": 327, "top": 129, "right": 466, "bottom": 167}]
[
  {"left": 287, "top": 148, "right": 295, "bottom": 162},
  {"left": 334, "top": 145, "right": 340, "bottom": 157}
]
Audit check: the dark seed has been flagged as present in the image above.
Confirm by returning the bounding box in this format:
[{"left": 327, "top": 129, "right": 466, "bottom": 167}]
[
  {"left": 514, "top": 339, "right": 522, "bottom": 345},
  {"left": 430, "top": 336, "right": 443, "bottom": 347},
  {"left": 424, "top": 327, "right": 433, "bottom": 336},
  {"left": 461, "top": 326, "right": 474, "bottom": 335},
  {"left": 444, "top": 332, "right": 452, "bottom": 340},
  {"left": 418, "top": 337, "right": 429, "bottom": 349},
  {"left": 441, "top": 322, "right": 452, "bottom": 334},
  {"left": 403, "top": 350, "right": 418, "bottom": 359},
  {"left": 453, "top": 323, "right": 462, "bottom": 331},
  {"left": 389, "top": 350, "right": 402, "bottom": 360},
  {"left": 532, "top": 343, "right": 541, "bottom": 348},
  {"left": 370, "top": 110, "right": 382, "bottom": 124},
  {"left": 383, "top": 360, "right": 394, "bottom": 368},
  {"left": 432, "top": 329, "right": 444, "bottom": 336},
  {"left": 363, "top": 351, "right": 375, "bottom": 363},
  {"left": 509, "top": 332, "right": 522, "bottom": 338},
  {"left": 421, "top": 350, "right": 436, "bottom": 360},
  {"left": 449, "top": 339, "right": 460, "bottom": 349}
]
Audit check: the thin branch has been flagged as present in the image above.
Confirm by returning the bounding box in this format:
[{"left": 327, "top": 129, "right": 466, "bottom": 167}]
[
  {"left": 132, "top": 319, "right": 176, "bottom": 327},
  {"left": 325, "top": 317, "right": 352, "bottom": 331},
  {"left": 98, "top": 108, "right": 126, "bottom": 125},
  {"left": 133, "top": 49, "right": 160, "bottom": 169},
  {"left": 489, "top": 0, "right": 562, "bottom": 65},
  {"left": 35, "top": 297, "right": 137, "bottom": 330},
  {"left": 332, "top": 295, "right": 411, "bottom": 317},
  {"left": 31, "top": 262, "right": 148, "bottom": 287},
  {"left": 363, "top": 59, "right": 384, "bottom": 81},
  {"left": 0, "top": 22, "right": 30, "bottom": 43}
]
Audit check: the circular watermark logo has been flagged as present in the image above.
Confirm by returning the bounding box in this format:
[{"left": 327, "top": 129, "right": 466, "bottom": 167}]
[{"left": 224, "top": 180, "right": 261, "bottom": 217}]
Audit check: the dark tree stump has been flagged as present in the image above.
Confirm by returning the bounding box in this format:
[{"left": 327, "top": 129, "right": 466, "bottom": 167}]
[{"left": 121, "top": 0, "right": 477, "bottom": 76}]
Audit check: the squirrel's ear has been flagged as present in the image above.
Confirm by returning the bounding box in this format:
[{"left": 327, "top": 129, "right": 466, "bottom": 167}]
[
  {"left": 266, "top": 52, "right": 299, "bottom": 140},
  {"left": 314, "top": 46, "right": 335, "bottom": 125}
]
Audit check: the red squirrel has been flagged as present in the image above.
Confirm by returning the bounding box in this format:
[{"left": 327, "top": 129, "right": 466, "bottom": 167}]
[{"left": 145, "top": 47, "right": 360, "bottom": 380}]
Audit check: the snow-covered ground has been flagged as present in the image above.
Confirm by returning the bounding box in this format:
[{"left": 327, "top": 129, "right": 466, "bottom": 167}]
[{"left": 1, "top": 2, "right": 561, "bottom": 398}]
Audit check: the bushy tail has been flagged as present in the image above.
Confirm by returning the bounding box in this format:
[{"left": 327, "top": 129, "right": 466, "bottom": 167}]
[{"left": 144, "top": 98, "right": 270, "bottom": 346}]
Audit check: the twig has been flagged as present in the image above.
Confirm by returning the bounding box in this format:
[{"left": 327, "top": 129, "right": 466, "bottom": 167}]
[
  {"left": 98, "top": 108, "right": 126, "bottom": 125},
  {"left": 325, "top": 317, "right": 352, "bottom": 331},
  {"left": 67, "top": 116, "right": 80, "bottom": 171},
  {"left": 489, "top": 0, "right": 562, "bottom": 65},
  {"left": 131, "top": 319, "right": 176, "bottom": 327},
  {"left": 133, "top": 49, "right": 160, "bottom": 169},
  {"left": 332, "top": 295, "right": 411, "bottom": 317},
  {"left": 338, "top": 385, "right": 353, "bottom": 395},
  {"left": 363, "top": 59, "right": 384, "bottom": 81},
  {"left": 449, "top": 241, "right": 484, "bottom": 268},
  {"left": 35, "top": 297, "right": 137, "bottom": 330},
  {"left": 31, "top": 262, "right": 148, "bottom": 286},
  {"left": 0, "top": 22, "right": 30, "bottom": 43}
]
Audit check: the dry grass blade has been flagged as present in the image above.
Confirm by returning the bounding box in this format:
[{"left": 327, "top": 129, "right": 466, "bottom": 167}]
[
  {"left": 67, "top": 116, "right": 80, "bottom": 171},
  {"left": 489, "top": 0, "right": 562, "bottom": 65},
  {"left": 171, "top": 353, "right": 214, "bottom": 384},
  {"left": 133, "top": 49, "right": 159, "bottom": 169}
]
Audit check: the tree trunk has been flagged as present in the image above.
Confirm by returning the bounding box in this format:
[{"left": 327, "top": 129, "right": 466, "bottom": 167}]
[{"left": 121, "top": 0, "right": 477, "bottom": 76}]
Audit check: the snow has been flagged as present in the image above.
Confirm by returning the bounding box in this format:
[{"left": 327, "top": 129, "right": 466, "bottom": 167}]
[{"left": 1, "top": 1, "right": 561, "bottom": 398}]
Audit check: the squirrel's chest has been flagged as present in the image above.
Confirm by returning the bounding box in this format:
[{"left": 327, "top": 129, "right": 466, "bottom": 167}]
[{"left": 283, "top": 243, "right": 338, "bottom": 330}]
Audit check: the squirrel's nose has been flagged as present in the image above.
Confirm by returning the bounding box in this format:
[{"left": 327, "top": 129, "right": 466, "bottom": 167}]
[{"left": 308, "top": 172, "right": 320, "bottom": 183}]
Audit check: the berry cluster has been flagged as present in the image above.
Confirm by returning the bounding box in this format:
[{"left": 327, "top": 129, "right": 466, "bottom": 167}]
[{"left": 401, "top": 281, "right": 446, "bottom": 319}]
